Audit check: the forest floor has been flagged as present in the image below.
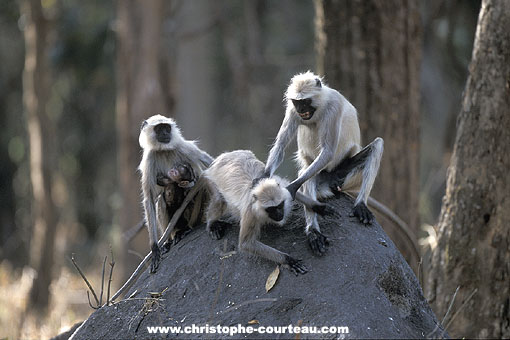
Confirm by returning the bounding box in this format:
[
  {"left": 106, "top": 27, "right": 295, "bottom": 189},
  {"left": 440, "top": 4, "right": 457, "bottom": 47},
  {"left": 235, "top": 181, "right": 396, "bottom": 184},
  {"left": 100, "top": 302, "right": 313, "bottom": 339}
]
[{"left": 0, "top": 262, "right": 94, "bottom": 340}]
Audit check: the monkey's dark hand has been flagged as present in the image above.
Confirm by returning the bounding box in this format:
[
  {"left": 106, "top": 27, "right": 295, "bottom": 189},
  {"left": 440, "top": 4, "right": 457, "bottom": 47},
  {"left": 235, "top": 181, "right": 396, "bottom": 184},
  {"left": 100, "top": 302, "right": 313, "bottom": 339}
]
[
  {"left": 285, "top": 256, "right": 308, "bottom": 275},
  {"left": 150, "top": 243, "right": 161, "bottom": 273},
  {"left": 312, "top": 203, "right": 335, "bottom": 216},
  {"left": 285, "top": 182, "right": 300, "bottom": 200},
  {"left": 350, "top": 202, "right": 374, "bottom": 225},
  {"left": 307, "top": 229, "right": 329, "bottom": 256},
  {"left": 208, "top": 221, "right": 229, "bottom": 240},
  {"left": 156, "top": 174, "right": 171, "bottom": 187}
]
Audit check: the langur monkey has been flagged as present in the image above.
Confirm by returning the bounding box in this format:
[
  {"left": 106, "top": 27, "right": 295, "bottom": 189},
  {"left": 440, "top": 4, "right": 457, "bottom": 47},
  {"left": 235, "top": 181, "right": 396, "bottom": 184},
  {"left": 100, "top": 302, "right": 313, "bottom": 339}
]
[
  {"left": 139, "top": 115, "right": 213, "bottom": 273},
  {"left": 264, "top": 71, "right": 384, "bottom": 255},
  {"left": 155, "top": 162, "right": 199, "bottom": 251},
  {"left": 204, "top": 150, "right": 330, "bottom": 274}
]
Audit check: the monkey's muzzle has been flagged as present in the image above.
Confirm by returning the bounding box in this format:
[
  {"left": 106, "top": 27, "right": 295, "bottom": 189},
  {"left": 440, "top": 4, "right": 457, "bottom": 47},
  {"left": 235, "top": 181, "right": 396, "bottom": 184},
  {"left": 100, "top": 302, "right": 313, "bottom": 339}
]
[{"left": 299, "top": 112, "right": 313, "bottom": 120}]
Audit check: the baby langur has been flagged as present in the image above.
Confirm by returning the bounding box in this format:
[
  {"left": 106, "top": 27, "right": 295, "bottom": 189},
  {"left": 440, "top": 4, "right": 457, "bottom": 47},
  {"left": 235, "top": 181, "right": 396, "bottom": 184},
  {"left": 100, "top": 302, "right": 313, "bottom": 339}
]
[
  {"left": 139, "top": 114, "right": 213, "bottom": 273},
  {"left": 204, "top": 150, "right": 330, "bottom": 275},
  {"left": 264, "top": 71, "right": 384, "bottom": 255},
  {"left": 155, "top": 162, "right": 197, "bottom": 252}
]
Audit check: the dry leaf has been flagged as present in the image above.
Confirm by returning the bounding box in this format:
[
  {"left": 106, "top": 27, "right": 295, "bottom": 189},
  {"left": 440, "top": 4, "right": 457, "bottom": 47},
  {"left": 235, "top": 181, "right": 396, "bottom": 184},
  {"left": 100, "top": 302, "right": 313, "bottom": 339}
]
[
  {"left": 248, "top": 320, "right": 259, "bottom": 325},
  {"left": 265, "top": 266, "right": 280, "bottom": 292}
]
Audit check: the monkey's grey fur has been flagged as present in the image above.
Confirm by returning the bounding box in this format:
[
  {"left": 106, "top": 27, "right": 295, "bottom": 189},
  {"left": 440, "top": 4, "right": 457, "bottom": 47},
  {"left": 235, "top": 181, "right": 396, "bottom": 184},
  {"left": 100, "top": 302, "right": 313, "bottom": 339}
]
[
  {"left": 264, "top": 71, "right": 384, "bottom": 255},
  {"left": 204, "top": 150, "right": 330, "bottom": 274},
  {"left": 139, "top": 114, "right": 213, "bottom": 273}
]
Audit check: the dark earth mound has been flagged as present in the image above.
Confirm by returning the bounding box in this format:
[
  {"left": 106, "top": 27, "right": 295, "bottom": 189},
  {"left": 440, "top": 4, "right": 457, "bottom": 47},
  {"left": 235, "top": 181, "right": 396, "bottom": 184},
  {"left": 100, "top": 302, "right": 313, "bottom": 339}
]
[{"left": 66, "top": 194, "right": 445, "bottom": 339}]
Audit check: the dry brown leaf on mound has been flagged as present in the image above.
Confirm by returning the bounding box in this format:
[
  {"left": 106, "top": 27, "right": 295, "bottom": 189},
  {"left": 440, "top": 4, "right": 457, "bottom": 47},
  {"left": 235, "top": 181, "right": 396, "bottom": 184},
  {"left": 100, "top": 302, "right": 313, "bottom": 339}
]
[{"left": 265, "top": 266, "right": 280, "bottom": 292}]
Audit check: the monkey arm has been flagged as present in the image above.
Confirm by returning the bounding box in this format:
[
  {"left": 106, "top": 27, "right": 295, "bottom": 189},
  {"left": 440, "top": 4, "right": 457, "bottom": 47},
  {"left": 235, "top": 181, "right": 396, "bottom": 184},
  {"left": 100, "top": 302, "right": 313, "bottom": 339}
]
[
  {"left": 142, "top": 187, "right": 162, "bottom": 273},
  {"left": 199, "top": 150, "right": 214, "bottom": 168},
  {"left": 295, "top": 192, "right": 332, "bottom": 216},
  {"left": 264, "top": 111, "right": 299, "bottom": 177},
  {"left": 238, "top": 210, "right": 307, "bottom": 275},
  {"left": 286, "top": 147, "right": 334, "bottom": 199},
  {"left": 287, "top": 122, "right": 340, "bottom": 199}
]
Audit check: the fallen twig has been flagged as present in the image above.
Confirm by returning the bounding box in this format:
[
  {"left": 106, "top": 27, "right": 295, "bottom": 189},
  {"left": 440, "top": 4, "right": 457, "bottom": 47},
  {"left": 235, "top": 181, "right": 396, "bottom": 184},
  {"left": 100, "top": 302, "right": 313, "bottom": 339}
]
[
  {"left": 99, "top": 256, "right": 107, "bottom": 306},
  {"left": 71, "top": 254, "right": 100, "bottom": 307},
  {"left": 106, "top": 246, "right": 115, "bottom": 306}
]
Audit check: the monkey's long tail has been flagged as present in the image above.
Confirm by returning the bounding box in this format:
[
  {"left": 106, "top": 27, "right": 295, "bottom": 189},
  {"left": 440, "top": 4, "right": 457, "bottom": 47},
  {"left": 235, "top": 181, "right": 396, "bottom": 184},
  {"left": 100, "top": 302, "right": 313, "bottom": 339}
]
[
  {"left": 110, "top": 177, "right": 206, "bottom": 303},
  {"left": 346, "top": 192, "right": 422, "bottom": 278}
]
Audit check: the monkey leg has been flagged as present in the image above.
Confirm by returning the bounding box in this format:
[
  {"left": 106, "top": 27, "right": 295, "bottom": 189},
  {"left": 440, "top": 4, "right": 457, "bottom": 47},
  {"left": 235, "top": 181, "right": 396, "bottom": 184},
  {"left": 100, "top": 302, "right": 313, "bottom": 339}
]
[
  {"left": 301, "top": 176, "right": 329, "bottom": 255},
  {"left": 206, "top": 190, "right": 229, "bottom": 240},
  {"left": 320, "top": 137, "right": 384, "bottom": 225}
]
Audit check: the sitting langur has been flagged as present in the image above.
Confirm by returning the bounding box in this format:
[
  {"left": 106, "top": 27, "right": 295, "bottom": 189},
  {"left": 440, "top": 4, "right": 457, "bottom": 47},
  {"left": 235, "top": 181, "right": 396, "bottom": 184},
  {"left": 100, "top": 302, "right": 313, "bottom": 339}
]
[
  {"left": 263, "top": 71, "right": 384, "bottom": 255},
  {"left": 155, "top": 162, "right": 198, "bottom": 251},
  {"left": 204, "top": 150, "right": 330, "bottom": 275},
  {"left": 139, "top": 114, "right": 213, "bottom": 273}
]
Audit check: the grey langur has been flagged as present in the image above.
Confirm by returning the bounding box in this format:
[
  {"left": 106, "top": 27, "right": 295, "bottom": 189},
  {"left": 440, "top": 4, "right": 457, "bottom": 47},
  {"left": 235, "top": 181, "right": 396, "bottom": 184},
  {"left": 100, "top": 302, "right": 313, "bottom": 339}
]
[
  {"left": 139, "top": 114, "right": 213, "bottom": 273},
  {"left": 204, "top": 150, "right": 331, "bottom": 274},
  {"left": 264, "top": 71, "right": 383, "bottom": 255}
]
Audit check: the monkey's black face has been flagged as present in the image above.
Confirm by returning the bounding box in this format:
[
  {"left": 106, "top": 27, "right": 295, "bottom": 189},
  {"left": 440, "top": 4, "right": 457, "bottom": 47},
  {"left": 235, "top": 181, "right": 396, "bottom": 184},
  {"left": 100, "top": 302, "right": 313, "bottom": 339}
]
[
  {"left": 292, "top": 99, "right": 316, "bottom": 120},
  {"left": 154, "top": 123, "right": 172, "bottom": 144},
  {"left": 265, "top": 201, "right": 285, "bottom": 222}
]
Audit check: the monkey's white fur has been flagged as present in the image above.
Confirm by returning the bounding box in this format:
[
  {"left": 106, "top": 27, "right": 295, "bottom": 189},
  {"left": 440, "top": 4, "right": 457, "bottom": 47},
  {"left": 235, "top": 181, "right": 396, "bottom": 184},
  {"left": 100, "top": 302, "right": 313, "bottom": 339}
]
[
  {"left": 139, "top": 114, "right": 213, "bottom": 272},
  {"left": 265, "top": 71, "right": 383, "bottom": 251},
  {"left": 204, "top": 150, "right": 309, "bottom": 273}
]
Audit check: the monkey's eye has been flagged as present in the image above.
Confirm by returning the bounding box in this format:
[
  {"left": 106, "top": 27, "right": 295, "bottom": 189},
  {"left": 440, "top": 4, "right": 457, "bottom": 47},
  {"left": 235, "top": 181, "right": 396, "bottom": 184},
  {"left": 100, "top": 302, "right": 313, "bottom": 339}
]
[{"left": 141, "top": 120, "right": 148, "bottom": 130}]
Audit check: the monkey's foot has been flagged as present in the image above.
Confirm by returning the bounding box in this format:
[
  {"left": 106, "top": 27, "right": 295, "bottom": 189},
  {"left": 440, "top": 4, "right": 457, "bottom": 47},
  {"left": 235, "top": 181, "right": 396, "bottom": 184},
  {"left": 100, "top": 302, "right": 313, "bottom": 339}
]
[
  {"left": 208, "top": 221, "right": 228, "bottom": 240},
  {"left": 162, "top": 240, "right": 172, "bottom": 254},
  {"left": 171, "top": 227, "right": 192, "bottom": 247},
  {"left": 150, "top": 243, "right": 161, "bottom": 273},
  {"left": 350, "top": 202, "right": 374, "bottom": 225},
  {"left": 312, "top": 203, "right": 335, "bottom": 216},
  {"left": 307, "top": 229, "right": 329, "bottom": 256},
  {"left": 285, "top": 256, "right": 308, "bottom": 275}
]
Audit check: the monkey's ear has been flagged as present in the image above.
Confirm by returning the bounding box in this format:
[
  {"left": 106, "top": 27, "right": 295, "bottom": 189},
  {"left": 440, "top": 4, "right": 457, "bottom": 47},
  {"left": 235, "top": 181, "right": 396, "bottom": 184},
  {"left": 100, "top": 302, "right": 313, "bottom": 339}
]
[
  {"left": 141, "top": 120, "right": 148, "bottom": 130},
  {"left": 315, "top": 78, "right": 322, "bottom": 88}
]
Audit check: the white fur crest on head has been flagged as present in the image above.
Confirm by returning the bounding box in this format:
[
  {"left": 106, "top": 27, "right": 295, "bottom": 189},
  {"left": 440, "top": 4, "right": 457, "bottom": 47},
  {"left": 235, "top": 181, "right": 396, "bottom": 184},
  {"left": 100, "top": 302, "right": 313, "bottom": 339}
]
[
  {"left": 139, "top": 114, "right": 184, "bottom": 151},
  {"left": 285, "top": 71, "right": 325, "bottom": 100},
  {"left": 252, "top": 177, "right": 289, "bottom": 207}
]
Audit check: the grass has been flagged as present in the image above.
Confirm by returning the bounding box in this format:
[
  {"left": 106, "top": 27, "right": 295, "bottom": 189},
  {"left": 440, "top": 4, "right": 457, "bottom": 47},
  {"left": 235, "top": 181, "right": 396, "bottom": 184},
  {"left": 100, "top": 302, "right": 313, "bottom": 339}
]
[{"left": 0, "top": 260, "right": 99, "bottom": 340}]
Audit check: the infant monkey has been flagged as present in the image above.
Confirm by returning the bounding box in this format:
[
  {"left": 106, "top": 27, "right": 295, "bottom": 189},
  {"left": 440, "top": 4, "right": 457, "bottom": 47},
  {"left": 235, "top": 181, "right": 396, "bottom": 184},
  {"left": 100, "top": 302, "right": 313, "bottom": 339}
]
[
  {"left": 204, "top": 150, "right": 331, "bottom": 275},
  {"left": 156, "top": 162, "right": 197, "bottom": 251}
]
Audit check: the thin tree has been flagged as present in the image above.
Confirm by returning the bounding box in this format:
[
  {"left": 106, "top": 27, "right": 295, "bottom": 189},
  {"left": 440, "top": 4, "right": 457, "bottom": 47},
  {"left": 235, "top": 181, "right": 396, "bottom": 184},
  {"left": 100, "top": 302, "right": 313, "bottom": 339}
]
[
  {"left": 21, "top": 0, "right": 59, "bottom": 312},
  {"left": 427, "top": 0, "right": 510, "bottom": 337},
  {"left": 115, "top": 0, "right": 169, "bottom": 274},
  {"left": 315, "top": 0, "right": 422, "bottom": 268}
]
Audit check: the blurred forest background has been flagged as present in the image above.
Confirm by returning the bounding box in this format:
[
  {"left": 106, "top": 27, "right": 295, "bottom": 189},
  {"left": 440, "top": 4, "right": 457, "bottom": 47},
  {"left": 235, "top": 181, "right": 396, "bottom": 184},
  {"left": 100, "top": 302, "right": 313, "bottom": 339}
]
[{"left": 1, "top": 0, "right": 509, "bottom": 339}]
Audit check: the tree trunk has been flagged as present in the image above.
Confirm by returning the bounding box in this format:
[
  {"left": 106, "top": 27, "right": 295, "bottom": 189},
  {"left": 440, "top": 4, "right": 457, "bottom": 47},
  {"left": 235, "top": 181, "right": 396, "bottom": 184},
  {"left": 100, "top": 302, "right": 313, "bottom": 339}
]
[
  {"left": 316, "top": 0, "right": 421, "bottom": 269},
  {"left": 173, "top": 0, "right": 216, "bottom": 148},
  {"left": 21, "top": 0, "right": 58, "bottom": 312},
  {"left": 115, "top": 0, "right": 170, "bottom": 272},
  {"left": 426, "top": 0, "right": 510, "bottom": 338}
]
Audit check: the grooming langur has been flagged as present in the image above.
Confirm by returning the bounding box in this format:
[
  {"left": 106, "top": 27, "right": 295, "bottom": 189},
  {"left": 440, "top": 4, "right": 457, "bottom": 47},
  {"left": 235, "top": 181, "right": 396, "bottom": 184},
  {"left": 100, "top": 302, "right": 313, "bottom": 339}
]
[
  {"left": 139, "top": 115, "right": 213, "bottom": 273},
  {"left": 155, "top": 162, "right": 198, "bottom": 251},
  {"left": 204, "top": 150, "right": 330, "bottom": 274},
  {"left": 264, "top": 71, "right": 384, "bottom": 255}
]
